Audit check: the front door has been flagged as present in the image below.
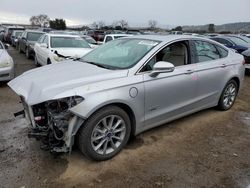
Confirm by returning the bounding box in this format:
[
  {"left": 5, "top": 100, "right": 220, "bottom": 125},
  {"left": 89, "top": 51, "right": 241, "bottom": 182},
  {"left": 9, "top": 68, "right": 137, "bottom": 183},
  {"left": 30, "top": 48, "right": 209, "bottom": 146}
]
[{"left": 142, "top": 40, "right": 198, "bottom": 129}]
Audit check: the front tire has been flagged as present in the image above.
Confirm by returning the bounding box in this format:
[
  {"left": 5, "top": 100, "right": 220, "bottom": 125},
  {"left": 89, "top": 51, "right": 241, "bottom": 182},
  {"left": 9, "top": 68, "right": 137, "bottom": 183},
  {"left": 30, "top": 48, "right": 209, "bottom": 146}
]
[
  {"left": 47, "top": 59, "right": 51, "bottom": 65},
  {"left": 78, "top": 106, "right": 131, "bottom": 161},
  {"left": 18, "top": 45, "right": 22, "bottom": 53},
  {"left": 26, "top": 48, "right": 31, "bottom": 59},
  {"left": 34, "top": 55, "right": 40, "bottom": 66},
  {"left": 217, "top": 80, "right": 238, "bottom": 111}
]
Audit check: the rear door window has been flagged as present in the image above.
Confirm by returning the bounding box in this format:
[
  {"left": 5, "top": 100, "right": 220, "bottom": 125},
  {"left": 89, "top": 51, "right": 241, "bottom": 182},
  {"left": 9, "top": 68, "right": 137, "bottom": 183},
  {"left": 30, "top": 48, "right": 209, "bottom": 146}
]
[{"left": 193, "top": 40, "right": 221, "bottom": 63}]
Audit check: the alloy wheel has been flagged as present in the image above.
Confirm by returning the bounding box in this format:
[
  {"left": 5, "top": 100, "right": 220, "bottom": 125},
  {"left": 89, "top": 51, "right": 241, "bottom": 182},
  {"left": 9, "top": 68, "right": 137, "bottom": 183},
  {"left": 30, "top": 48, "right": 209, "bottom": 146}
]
[
  {"left": 91, "top": 115, "right": 126, "bottom": 155},
  {"left": 223, "top": 83, "right": 236, "bottom": 109}
]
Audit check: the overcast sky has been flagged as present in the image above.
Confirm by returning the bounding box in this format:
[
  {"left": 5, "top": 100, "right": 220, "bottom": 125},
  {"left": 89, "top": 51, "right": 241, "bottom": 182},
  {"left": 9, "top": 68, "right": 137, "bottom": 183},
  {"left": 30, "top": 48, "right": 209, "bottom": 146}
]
[{"left": 0, "top": 0, "right": 249, "bottom": 27}]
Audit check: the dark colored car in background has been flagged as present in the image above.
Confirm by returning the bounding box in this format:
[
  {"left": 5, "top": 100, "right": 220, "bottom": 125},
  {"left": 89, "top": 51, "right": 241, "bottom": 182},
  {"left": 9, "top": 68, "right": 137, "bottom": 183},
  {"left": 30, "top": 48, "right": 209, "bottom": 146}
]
[
  {"left": 11, "top": 30, "right": 23, "bottom": 47},
  {"left": 4, "top": 26, "right": 25, "bottom": 44},
  {"left": 211, "top": 35, "right": 250, "bottom": 74},
  {"left": 211, "top": 36, "right": 250, "bottom": 53},
  {"left": 18, "top": 30, "right": 45, "bottom": 59},
  {"left": 86, "top": 30, "right": 105, "bottom": 42}
]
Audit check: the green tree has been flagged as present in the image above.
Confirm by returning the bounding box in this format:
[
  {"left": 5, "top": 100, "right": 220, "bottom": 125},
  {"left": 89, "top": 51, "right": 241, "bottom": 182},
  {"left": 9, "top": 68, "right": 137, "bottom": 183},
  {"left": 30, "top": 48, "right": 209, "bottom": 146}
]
[
  {"left": 49, "top": 19, "right": 66, "bottom": 30},
  {"left": 173, "top": 26, "right": 182, "bottom": 31},
  {"left": 208, "top": 24, "right": 215, "bottom": 33}
]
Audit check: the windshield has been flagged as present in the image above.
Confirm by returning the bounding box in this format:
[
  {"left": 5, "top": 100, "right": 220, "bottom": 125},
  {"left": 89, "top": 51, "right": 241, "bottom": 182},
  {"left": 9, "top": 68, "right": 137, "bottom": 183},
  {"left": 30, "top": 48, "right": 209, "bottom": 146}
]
[
  {"left": 81, "top": 38, "right": 159, "bottom": 69},
  {"left": 228, "top": 36, "right": 248, "bottom": 46},
  {"left": 85, "top": 37, "right": 97, "bottom": 44},
  {"left": 238, "top": 36, "right": 250, "bottom": 43},
  {"left": 51, "top": 37, "right": 91, "bottom": 48},
  {"left": 15, "top": 31, "right": 22, "bottom": 37},
  {"left": 114, "top": 36, "right": 127, "bottom": 39},
  {"left": 27, "top": 32, "right": 44, "bottom": 41}
]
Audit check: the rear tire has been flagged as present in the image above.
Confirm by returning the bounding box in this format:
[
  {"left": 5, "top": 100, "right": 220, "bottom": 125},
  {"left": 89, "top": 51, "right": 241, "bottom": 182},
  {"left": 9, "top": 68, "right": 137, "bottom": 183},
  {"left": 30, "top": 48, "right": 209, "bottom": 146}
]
[
  {"left": 246, "top": 69, "right": 250, "bottom": 75},
  {"left": 34, "top": 55, "right": 40, "bottom": 66},
  {"left": 78, "top": 106, "right": 131, "bottom": 161},
  {"left": 217, "top": 80, "right": 238, "bottom": 111}
]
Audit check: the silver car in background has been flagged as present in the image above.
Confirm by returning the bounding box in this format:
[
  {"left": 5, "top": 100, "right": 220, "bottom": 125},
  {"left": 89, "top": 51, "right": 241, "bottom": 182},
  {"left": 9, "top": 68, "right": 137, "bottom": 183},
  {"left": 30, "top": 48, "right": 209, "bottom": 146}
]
[
  {"left": 0, "top": 41, "right": 14, "bottom": 81},
  {"left": 8, "top": 35, "right": 245, "bottom": 161}
]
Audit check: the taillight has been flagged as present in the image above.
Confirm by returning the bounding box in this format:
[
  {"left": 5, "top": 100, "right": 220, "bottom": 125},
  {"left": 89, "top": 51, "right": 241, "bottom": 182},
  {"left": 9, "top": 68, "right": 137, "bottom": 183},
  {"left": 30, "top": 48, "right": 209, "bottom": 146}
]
[{"left": 243, "top": 59, "right": 246, "bottom": 65}]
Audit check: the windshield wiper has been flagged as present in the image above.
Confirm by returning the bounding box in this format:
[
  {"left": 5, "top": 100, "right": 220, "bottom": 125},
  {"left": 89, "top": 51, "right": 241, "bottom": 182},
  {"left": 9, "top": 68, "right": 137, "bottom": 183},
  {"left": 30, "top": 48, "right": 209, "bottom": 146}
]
[{"left": 81, "top": 60, "right": 117, "bottom": 70}]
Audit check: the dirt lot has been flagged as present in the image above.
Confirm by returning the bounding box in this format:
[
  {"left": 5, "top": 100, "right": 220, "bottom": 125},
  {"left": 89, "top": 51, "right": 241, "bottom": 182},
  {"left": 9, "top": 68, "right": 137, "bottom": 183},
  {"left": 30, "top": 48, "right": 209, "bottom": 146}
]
[{"left": 0, "top": 47, "right": 250, "bottom": 188}]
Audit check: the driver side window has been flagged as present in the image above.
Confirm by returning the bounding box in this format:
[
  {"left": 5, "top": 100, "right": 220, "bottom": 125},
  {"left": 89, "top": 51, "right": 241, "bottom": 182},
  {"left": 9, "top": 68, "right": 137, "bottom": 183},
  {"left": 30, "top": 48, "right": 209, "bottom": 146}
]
[{"left": 141, "top": 41, "right": 189, "bottom": 72}]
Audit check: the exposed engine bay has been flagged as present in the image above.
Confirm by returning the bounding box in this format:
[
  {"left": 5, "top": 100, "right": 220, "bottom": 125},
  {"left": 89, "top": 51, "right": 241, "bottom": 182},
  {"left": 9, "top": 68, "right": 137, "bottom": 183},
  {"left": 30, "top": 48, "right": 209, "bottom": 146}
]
[{"left": 22, "top": 96, "right": 84, "bottom": 153}]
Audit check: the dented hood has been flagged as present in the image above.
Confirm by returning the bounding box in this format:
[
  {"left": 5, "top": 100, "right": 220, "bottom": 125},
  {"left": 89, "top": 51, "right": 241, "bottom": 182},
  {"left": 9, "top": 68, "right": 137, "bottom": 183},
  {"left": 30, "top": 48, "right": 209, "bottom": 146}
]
[{"left": 8, "top": 60, "right": 128, "bottom": 105}]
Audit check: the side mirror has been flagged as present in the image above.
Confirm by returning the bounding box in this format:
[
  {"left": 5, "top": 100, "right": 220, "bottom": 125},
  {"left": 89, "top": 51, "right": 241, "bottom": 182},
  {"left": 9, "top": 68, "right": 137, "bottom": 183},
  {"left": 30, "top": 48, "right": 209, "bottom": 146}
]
[
  {"left": 22, "top": 37, "right": 26, "bottom": 40},
  {"left": 149, "top": 61, "right": 175, "bottom": 77},
  {"left": 40, "top": 43, "right": 48, "bottom": 48}
]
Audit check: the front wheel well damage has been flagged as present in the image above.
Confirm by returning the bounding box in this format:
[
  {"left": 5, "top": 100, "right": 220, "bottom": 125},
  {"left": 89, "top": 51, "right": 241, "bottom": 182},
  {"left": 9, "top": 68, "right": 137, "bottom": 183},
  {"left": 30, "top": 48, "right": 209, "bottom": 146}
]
[{"left": 76, "top": 103, "right": 136, "bottom": 140}]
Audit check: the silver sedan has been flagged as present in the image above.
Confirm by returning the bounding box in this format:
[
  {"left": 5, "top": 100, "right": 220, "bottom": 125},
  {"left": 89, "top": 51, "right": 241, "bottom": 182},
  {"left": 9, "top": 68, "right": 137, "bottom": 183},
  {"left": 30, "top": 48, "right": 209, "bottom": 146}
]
[
  {"left": 0, "top": 42, "right": 14, "bottom": 81},
  {"left": 8, "top": 35, "right": 245, "bottom": 161}
]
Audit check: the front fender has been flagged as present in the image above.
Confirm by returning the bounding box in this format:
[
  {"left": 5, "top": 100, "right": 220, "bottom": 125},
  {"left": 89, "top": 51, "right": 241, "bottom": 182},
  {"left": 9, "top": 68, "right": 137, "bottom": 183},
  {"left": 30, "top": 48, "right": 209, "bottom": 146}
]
[{"left": 69, "top": 83, "right": 145, "bottom": 134}]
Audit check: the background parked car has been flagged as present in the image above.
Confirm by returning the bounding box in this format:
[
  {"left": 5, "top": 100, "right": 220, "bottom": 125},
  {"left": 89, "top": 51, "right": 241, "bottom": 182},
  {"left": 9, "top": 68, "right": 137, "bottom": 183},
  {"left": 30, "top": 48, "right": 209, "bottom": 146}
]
[
  {"left": 10, "top": 30, "right": 23, "bottom": 47},
  {"left": 102, "top": 34, "right": 132, "bottom": 43},
  {"left": 86, "top": 30, "right": 105, "bottom": 42},
  {"left": 18, "top": 30, "right": 45, "bottom": 59},
  {"left": 80, "top": 35, "right": 99, "bottom": 48},
  {"left": 211, "top": 36, "right": 250, "bottom": 73},
  {"left": 3, "top": 26, "right": 24, "bottom": 44},
  {"left": 211, "top": 36, "right": 250, "bottom": 53},
  {"left": 0, "top": 41, "right": 14, "bottom": 81},
  {"left": 0, "top": 29, "right": 4, "bottom": 42},
  {"left": 34, "top": 33, "right": 92, "bottom": 66},
  {"left": 229, "top": 35, "right": 250, "bottom": 43}
]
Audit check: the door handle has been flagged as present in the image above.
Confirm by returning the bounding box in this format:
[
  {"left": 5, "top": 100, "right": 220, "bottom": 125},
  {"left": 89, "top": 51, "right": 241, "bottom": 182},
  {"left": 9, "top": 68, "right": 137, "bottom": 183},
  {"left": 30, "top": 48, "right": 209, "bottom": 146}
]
[
  {"left": 184, "top": 70, "right": 194, "bottom": 74},
  {"left": 221, "top": 64, "right": 227, "bottom": 68}
]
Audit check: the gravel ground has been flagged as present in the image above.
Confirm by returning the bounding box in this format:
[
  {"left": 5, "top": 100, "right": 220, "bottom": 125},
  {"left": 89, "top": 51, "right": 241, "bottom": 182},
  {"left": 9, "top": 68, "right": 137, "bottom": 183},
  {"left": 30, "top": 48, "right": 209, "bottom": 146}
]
[{"left": 0, "top": 47, "right": 250, "bottom": 188}]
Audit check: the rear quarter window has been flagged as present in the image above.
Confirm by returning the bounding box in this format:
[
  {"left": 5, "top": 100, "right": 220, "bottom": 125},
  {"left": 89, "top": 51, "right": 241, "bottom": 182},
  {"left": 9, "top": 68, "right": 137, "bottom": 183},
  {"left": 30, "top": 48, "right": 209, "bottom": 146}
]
[
  {"left": 216, "top": 45, "right": 228, "bottom": 58},
  {"left": 194, "top": 40, "right": 221, "bottom": 63}
]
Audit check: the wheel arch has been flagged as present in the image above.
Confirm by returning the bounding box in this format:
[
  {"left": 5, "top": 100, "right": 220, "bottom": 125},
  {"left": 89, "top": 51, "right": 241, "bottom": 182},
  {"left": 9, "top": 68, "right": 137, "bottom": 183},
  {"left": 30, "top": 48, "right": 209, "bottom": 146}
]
[
  {"left": 73, "top": 101, "right": 137, "bottom": 138},
  {"left": 229, "top": 76, "right": 240, "bottom": 91}
]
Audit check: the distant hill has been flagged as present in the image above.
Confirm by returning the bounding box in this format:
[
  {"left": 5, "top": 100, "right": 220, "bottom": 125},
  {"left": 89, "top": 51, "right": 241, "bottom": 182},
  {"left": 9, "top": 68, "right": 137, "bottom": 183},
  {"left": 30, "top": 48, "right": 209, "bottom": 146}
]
[{"left": 182, "top": 22, "right": 250, "bottom": 33}]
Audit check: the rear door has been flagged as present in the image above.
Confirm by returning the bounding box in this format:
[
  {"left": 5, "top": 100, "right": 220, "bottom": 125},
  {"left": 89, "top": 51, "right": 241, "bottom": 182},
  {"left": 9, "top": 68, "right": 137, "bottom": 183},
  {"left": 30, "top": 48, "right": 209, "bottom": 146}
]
[{"left": 191, "top": 40, "right": 229, "bottom": 107}]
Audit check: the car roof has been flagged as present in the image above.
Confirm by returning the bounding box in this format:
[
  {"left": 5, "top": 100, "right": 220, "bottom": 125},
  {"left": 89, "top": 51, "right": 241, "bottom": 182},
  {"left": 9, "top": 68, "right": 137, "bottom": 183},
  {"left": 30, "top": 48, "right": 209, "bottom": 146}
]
[
  {"left": 24, "top": 30, "right": 45, "bottom": 33},
  {"left": 46, "top": 33, "right": 82, "bottom": 37},
  {"left": 127, "top": 34, "right": 208, "bottom": 42},
  {"left": 106, "top": 34, "right": 132, "bottom": 37}
]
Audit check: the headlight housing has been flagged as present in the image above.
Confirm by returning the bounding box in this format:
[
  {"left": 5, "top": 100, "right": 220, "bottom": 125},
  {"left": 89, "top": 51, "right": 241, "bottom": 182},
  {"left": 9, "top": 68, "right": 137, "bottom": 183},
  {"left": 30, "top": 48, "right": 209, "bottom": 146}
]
[
  {"left": 47, "top": 96, "right": 84, "bottom": 113},
  {"left": 0, "top": 58, "right": 13, "bottom": 68},
  {"left": 53, "top": 54, "right": 65, "bottom": 62}
]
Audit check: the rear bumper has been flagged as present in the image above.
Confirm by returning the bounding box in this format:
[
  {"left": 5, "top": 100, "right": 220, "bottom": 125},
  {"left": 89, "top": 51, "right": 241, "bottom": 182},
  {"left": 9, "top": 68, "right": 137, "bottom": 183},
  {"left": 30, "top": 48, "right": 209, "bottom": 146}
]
[{"left": 0, "top": 65, "right": 14, "bottom": 81}]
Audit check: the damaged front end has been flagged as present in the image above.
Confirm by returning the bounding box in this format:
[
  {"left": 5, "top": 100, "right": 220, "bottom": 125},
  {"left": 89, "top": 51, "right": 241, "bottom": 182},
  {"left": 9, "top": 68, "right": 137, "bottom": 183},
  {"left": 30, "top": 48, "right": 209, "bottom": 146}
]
[{"left": 20, "top": 96, "right": 85, "bottom": 153}]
